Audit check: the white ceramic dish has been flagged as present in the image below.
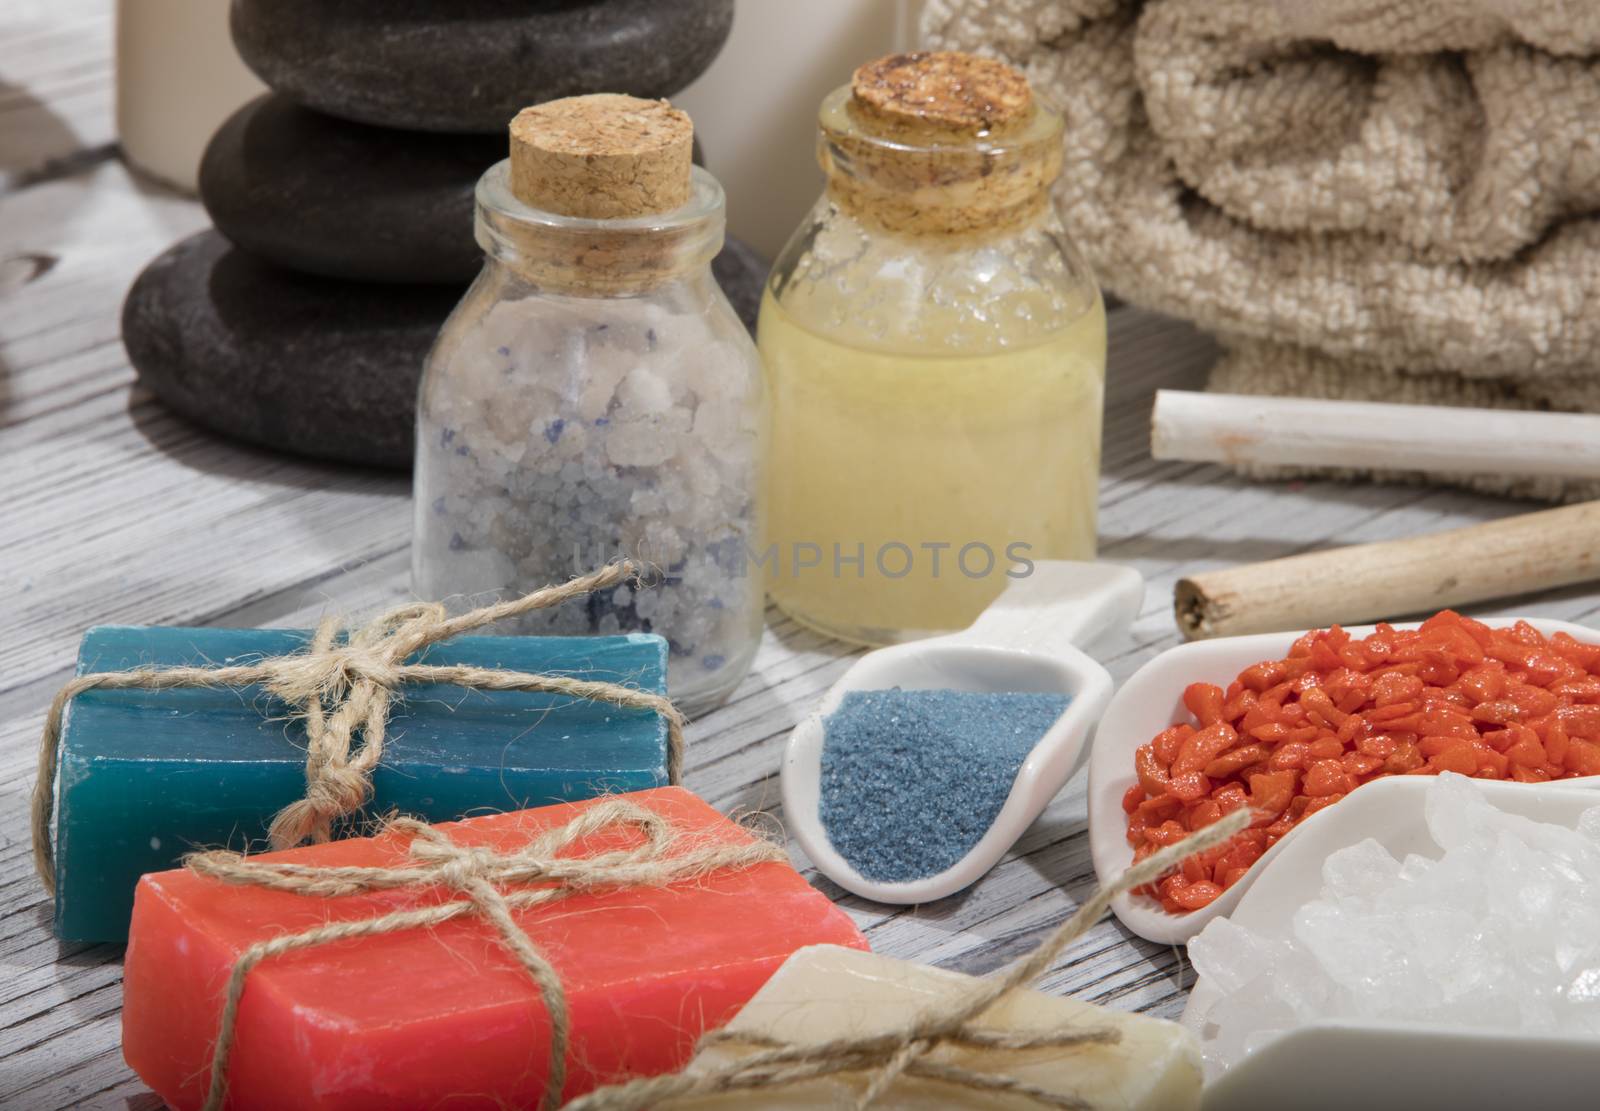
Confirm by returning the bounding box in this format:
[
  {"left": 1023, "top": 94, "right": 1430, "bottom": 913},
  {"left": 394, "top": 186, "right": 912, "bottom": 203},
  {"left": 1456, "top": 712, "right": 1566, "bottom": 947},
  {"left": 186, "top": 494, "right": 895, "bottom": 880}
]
[
  {"left": 1086, "top": 616, "right": 1600, "bottom": 945},
  {"left": 1182, "top": 775, "right": 1600, "bottom": 1110},
  {"left": 783, "top": 561, "right": 1143, "bottom": 904}
]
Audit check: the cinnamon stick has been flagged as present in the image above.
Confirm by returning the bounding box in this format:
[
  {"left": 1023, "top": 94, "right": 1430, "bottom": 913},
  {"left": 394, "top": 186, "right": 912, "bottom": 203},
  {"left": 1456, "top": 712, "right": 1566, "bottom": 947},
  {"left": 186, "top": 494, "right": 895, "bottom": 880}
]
[{"left": 1175, "top": 502, "right": 1600, "bottom": 639}]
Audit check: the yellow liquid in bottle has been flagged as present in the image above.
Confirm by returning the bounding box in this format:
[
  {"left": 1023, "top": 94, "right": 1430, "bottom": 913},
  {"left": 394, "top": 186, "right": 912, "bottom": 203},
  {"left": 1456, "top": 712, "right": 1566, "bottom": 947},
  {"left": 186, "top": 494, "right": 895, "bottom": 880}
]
[{"left": 759, "top": 287, "right": 1106, "bottom": 644}]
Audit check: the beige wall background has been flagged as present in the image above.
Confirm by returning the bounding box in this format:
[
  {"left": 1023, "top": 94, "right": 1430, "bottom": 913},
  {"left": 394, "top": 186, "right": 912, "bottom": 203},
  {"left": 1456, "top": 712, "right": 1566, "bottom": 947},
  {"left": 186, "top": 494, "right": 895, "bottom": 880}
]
[
  {"left": 116, "top": 0, "right": 264, "bottom": 192},
  {"left": 676, "top": 0, "right": 920, "bottom": 259}
]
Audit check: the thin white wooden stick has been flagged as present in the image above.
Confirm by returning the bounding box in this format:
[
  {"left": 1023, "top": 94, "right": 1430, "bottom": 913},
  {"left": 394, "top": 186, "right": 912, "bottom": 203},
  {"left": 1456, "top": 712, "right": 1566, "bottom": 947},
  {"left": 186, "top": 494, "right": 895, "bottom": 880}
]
[{"left": 1152, "top": 391, "right": 1600, "bottom": 479}]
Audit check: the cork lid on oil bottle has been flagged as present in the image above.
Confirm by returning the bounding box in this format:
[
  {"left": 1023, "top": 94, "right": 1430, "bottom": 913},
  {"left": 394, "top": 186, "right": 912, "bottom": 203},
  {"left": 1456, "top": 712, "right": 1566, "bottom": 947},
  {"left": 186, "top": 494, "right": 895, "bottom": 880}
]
[
  {"left": 848, "top": 51, "right": 1034, "bottom": 142},
  {"left": 819, "top": 51, "right": 1064, "bottom": 238},
  {"left": 479, "top": 93, "right": 720, "bottom": 293}
]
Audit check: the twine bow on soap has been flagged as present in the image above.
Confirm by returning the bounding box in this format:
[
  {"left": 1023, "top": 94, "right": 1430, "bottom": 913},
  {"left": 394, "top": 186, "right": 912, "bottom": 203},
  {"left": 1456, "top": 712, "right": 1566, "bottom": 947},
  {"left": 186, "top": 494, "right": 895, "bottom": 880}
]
[
  {"left": 567, "top": 809, "right": 1251, "bottom": 1111},
  {"left": 31, "top": 561, "right": 686, "bottom": 893},
  {"left": 182, "top": 798, "right": 787, "bottom": 1111}
]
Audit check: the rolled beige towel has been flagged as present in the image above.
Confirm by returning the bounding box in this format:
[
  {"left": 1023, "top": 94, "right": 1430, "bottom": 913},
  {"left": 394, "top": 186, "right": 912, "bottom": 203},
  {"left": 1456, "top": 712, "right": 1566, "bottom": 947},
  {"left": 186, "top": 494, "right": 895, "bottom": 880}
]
[{"left": 923, "top": 0, "right": 1600, "bottom": 499}]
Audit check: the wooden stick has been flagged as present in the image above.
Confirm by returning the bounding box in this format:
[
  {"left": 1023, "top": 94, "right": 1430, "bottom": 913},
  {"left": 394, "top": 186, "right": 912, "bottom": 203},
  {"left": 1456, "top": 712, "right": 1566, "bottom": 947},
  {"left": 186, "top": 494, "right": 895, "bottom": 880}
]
[
  {"left": 1152, "top": 391, "right": 1600, "bottom": 479},
  {"left": 1175, "top": 502, "right": 1600, "bottom": 640}
]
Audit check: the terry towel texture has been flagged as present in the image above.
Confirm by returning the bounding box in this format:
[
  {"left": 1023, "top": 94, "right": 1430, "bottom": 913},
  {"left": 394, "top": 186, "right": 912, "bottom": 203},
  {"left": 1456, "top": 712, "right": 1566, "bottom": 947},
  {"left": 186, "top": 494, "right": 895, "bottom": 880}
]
[{"left": 923, "top": 0, "right": 1600, "bottom": 500}]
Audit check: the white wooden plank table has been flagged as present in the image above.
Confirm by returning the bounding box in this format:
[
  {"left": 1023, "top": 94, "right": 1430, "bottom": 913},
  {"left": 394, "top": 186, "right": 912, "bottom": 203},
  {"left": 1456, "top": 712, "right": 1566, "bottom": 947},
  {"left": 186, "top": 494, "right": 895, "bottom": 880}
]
[{"left": 6, "top": 7, "right": 1599, "bottom": 1108}]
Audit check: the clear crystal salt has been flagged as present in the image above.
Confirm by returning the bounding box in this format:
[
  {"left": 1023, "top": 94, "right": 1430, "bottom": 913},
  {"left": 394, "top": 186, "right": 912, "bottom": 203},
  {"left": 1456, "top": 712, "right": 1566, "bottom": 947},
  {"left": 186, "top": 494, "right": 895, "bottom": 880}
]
[{"left": 1189, "top": 773, "right": 1600, "bottom": 1077}]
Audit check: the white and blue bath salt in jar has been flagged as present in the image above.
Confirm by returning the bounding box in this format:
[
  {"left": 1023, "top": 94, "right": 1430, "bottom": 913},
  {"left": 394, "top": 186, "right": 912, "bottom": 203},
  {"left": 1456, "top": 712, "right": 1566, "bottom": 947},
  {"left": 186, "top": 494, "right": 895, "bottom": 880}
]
[{"left": 412, "top": 95, "right": 765, "bottom": 714}]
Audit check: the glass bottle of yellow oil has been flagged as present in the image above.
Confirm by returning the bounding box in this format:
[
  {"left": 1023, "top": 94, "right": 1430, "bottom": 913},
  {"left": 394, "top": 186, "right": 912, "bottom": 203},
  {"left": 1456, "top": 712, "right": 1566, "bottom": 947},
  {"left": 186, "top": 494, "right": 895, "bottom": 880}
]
[{"left": 759, "top": 51, "right": 1107, "bottom": 645}]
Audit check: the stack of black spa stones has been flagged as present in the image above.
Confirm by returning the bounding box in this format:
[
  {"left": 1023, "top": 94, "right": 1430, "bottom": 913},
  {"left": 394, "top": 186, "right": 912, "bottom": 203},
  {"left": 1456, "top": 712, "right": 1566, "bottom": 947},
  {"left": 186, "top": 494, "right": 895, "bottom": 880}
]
[{"left": 122, "top": 0, "right": 765, "bottom": 468}]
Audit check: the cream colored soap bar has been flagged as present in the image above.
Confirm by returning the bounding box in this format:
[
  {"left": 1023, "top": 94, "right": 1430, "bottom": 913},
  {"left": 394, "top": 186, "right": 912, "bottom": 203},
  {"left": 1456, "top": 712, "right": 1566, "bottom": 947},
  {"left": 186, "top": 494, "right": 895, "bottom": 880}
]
[{"left": 661, "top": 944, "right": 1203, "bottom": 1109}]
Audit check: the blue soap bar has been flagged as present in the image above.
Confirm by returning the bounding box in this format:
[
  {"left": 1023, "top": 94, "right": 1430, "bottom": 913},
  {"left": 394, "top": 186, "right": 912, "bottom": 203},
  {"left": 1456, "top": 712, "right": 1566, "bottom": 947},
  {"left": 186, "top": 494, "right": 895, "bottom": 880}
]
[{"left": 53, "top": 625, "right": 669, "bottom": 942}]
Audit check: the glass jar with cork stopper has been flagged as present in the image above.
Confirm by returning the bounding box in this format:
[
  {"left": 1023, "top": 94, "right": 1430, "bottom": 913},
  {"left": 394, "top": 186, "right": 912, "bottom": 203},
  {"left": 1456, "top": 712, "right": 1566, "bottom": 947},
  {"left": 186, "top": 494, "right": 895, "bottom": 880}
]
[
  {"left": 760, "top": 52, "right": 1107, "bottom": 647},
  {"left": 413, "top": 94, "right": 765, "bottom": 714}
]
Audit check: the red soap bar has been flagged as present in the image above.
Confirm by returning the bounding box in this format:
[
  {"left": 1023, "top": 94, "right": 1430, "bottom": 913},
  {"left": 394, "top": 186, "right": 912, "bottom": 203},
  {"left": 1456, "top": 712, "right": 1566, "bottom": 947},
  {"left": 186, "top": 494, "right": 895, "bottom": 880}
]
[{"left": 122, "top": 787, "right": 865, "bottom": 1109}]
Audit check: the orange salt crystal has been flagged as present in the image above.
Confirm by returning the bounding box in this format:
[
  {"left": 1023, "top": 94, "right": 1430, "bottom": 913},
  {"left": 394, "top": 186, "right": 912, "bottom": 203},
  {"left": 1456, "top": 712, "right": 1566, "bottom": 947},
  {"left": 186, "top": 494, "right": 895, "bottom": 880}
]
[{"left": 1124, "top": 611, "right": 1600, "bottom": 914}]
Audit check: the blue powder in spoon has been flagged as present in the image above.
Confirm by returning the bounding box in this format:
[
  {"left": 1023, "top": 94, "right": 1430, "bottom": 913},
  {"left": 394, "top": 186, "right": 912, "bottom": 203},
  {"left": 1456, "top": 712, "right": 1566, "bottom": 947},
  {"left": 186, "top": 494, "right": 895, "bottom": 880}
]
[{"left": 817, "top": 688, "right": 1071, "bottom": 884}]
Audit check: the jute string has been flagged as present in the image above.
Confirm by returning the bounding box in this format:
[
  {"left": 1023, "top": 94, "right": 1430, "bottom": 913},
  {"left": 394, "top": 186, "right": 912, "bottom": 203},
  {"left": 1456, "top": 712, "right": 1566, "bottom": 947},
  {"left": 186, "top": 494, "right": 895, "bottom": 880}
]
[
  {"left": 184, "top": 797, "right": 787, "bottom": 1111},
  {"left": 31, "top": 561, "right": 685, "bottom": 894},
  {"left": 567, "top": 808, "right": 1251, "bottom": 1110}
]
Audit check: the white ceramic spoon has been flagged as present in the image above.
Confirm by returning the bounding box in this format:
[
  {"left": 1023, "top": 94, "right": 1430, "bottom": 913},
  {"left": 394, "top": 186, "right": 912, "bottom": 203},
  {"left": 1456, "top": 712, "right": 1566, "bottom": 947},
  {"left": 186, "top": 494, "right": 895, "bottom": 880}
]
[
  {"left": 1086, "top": 616, "right": 1600, "bottom": 946},
  {"left": 782, "top": 560, "right": 1144, "bottom": 904},
  {"left": 1181, "top": 775, "right": 1600, "bottom": 1110}
]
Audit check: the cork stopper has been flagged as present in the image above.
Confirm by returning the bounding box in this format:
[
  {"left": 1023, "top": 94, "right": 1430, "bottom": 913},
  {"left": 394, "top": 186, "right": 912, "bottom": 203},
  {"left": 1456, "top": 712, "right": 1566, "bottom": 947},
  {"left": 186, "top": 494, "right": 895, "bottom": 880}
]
[
  {"left": 849, "top": 52, "right": 1033, "bottom": 142},
  {"left": 508, "top": 94, "right": 693, "bottom": 219},
  {"left": 819, "top": 51, "right": 1059, "bottom": 239}
]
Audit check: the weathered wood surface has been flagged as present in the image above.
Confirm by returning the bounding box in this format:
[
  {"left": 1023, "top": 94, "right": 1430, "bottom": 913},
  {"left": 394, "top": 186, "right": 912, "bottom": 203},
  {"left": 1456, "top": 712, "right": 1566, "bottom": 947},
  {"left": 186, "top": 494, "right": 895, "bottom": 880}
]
[{"left": 4, "top": 5, "right": 1598, "bottom": 1108}]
